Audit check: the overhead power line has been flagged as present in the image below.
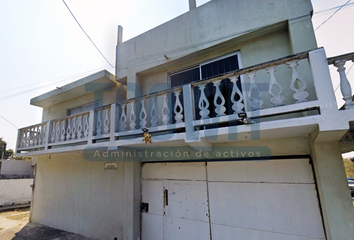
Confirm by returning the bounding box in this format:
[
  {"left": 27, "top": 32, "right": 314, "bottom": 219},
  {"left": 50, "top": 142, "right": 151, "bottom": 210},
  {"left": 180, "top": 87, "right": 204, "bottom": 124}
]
[
  {"left": 0, "top": 115, "right": 17, "bottom": 129},
  {"left": 315, "top": 0, "right": 352, "bottom": 31},
  {"left": 0, "top": 66, "right": 114, "bottom": 102},
  {"left": 62, "top": 0, "right": 114, "bottom": 68},
  {"left": 334, "top": 62, "right": 354, "bottom": 93}
]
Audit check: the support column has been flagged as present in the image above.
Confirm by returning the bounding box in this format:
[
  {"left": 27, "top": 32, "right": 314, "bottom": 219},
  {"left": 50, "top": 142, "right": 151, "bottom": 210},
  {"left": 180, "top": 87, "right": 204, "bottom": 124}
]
[
  {"left": 311, "top": 141, "right": 354, "bottom": 240},
  {"left": 288, "top": 14, "right": 317, "bottom": 54},
  {"left": 123, "top": 160, "right": 141, "bottom": 240}
]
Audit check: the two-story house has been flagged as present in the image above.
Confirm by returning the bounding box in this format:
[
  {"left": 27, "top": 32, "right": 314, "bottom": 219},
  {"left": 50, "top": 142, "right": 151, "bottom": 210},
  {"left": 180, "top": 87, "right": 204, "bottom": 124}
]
[{"left": 16, "top": 0, "right": 354, "bottom": 239}]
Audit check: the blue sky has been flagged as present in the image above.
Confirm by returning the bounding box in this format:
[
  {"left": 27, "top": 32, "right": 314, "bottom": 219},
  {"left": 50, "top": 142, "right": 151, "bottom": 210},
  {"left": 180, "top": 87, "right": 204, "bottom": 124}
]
[{"left": 0, "top": 0, "right": 353, "bottom": 158}]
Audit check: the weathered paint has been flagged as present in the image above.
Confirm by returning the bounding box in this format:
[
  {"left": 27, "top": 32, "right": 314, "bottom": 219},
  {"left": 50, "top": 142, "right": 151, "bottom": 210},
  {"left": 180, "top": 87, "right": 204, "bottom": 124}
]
[
  {"left": 142, "top": 160, "right": 325, "bottom": 240},
  {"left": 0, "top": 179, "right": 33, "bottom": 207}
]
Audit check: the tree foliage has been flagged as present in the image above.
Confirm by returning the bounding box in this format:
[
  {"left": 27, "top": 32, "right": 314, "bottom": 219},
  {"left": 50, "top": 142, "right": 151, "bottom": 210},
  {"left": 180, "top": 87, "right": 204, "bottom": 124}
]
[{"left": 343, "top": 158, "right": 354, "bottom": 178}]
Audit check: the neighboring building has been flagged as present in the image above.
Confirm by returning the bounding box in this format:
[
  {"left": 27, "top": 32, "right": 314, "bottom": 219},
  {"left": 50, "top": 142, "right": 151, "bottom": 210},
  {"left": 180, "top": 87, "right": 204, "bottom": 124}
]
[{"left": 15, "top": 0, "right": 354, "bottom": 239}]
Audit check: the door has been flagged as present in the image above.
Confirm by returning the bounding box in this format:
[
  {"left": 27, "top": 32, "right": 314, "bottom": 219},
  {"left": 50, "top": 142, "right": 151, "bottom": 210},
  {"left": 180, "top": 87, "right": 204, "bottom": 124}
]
[
  {"left": 141, "top": 162, "right": 211, "bottom": 240},
  {"left": 141, "top": 159, "right": 326, "bottom": 240}
]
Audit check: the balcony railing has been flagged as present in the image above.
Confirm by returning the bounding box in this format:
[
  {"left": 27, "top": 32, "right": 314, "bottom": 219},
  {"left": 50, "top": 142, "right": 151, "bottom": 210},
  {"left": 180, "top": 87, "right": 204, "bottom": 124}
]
[
  {"left": 328, "top": 52, "right": 354, "bottom": 110},
  {"left": 16, "top": 48, "right": 350, "bottom": 155}
]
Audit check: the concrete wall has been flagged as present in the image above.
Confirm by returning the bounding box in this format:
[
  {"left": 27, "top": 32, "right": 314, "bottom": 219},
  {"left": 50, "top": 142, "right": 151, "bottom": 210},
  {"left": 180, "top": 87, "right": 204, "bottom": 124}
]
[
  {"left": 116, "top": 0, "right": 314, "bottom": 79},
  {"left": 0, "top": 179, "right": 33, "bottom": 207},
  {"left": 0, "top": 160, "right": 32, "bottom": 175},
  {"left": 42, "top": 84, "right": 126, "bottom": 122},
  {"left": 31, "top": 153, "right": 126, "bottom": 240}
]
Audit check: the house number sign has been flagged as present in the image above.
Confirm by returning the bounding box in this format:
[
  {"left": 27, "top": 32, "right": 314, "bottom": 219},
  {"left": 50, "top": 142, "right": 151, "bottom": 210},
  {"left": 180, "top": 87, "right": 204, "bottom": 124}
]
[{"left": 104, "top": 162, "right": 118, "bottom": 170}]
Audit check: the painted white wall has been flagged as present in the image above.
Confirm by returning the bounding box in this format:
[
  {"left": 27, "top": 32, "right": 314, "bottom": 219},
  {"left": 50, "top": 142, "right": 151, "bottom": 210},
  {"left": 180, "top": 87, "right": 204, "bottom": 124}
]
[
  {"left": 0, "top": 160, "right": 32, "bottom": 175},
  {"left": 0, "top": 179, "right": 33, "bottom": 207},
  {"left": 31, "top": 153, "right": 126, "bottom": 240}
]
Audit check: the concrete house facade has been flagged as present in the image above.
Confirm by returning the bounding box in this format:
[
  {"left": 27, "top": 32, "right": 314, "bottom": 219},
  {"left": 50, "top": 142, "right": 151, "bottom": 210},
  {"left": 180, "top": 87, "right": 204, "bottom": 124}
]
[{"left": 16, "top": 0, "right": 354, "bottom": 239}]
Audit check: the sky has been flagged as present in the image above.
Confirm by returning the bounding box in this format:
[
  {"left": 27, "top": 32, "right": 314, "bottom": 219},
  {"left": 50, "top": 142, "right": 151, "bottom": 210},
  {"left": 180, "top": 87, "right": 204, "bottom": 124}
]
[{"left": 0, "top": 0, "right": 353, "bottom": 158}]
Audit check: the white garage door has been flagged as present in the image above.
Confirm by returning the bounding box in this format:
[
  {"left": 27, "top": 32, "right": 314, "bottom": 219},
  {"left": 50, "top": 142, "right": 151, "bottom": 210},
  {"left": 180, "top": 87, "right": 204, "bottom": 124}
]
[{"left": 141, "top": 159, "right": 325, "bottom": 240}]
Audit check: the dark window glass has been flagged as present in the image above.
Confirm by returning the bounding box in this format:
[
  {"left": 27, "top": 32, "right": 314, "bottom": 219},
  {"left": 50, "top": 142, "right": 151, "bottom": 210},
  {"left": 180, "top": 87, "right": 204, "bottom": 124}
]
[
  {"left": 170, "top": 67, "right": 200, "bottom": 87},
  {"left": 169, "top": 54, "right": 242, "bottom": 124}
]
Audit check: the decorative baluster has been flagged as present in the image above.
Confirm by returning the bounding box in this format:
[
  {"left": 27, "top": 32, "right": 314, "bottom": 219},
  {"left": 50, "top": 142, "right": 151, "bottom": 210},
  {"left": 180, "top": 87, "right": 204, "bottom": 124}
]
[
  {"left": 21, "top": 130, "right": 26, "bottom": 147},
  {"left": 60, "top": 120, "right": 66, "bottom": 141},
  {"left": 77, "top": 115, "right": 83, "bottom": 139},
  {"left": 230, "top": 76, "right": 244, "bottom": 114},
  {"left": 33, "top": 126, "right": 38, "bottom": 146},
  {"left": 72, "top": 117, "right": 77, "bottom": 139},
  {"left": 334, "top": 60, "right": 354, "bottom": 109},
  {"left": 119, "top": 104, "right": 127, "bottom": 132},
  {"left": 51, "top": 123, "right": 56, "bottom": 143},
  {"left": 174, "top": 90, "right": 184, "bottom": 123},
  {"left": 28, "top": 128, "right": 33, "bottom": 146},
  {"left": 55, "top": 121, "right": 60, "bottom": 142},
  {"left": 129, "top": 102, "right": 136, "bottom": 130},
  {"left": 96, "top": 110, "right": 102, "bottom": 135},
  {"left": 37, "top": 126, "right": 42, "bottom": 145},
  {"left": 150, "top": 96, "right": 158, "bottom": 127},
  {"left": 213, "top": 80, "right": 226, "bottom": 116},
  {"left": 42, "top": 124, "right": 46, "bottom": 144},
  {"left": 266, "top": 66, "right": 285, "bottom": 107},
  {"left": 83, "top": 114, "right": 89, "bottom": 137},
  {"left": 103, "top": 108, "right": 110, "bottom": 134},
  {"left": 140, "top": 99, "right": 147, "bottom": 129},
  {"left": 66, "top": 118, "right": 72, "bottom": 140},
  {"left": 161, "top": 94, "right": 170, "bottom": 125},
  {"left": 26, "top": 129, "right": 30, "bottom": 146},
  {"left": 286, "top": 60, "right": 309, "bottom": 103},
  {"left": 247, "top": 71, "right": 263, "bottom": 111},
  {"left": 198, "top": 83, "right": 210, "bottom": 119}
]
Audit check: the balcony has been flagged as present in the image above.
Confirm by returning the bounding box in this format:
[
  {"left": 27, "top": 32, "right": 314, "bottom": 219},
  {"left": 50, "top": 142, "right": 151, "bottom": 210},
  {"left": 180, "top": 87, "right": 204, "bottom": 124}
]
[{"left": 16, "top": 48, "right": 354, "bottom": 156}]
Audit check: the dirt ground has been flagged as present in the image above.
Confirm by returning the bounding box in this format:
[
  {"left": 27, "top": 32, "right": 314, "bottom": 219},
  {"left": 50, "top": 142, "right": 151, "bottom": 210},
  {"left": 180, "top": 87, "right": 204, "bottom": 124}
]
[{"left": 0, "top": 208, "right": 30, "bottom": 240}]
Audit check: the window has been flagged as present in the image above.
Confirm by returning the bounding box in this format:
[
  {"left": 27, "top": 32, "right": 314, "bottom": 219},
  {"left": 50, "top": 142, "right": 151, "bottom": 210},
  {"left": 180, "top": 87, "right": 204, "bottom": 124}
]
[
  {"left": 67, "top": 101, "right": 99, "bottom": 116},
  {"left": 169, "top": 53, "right": 242, "bottom": 121}
]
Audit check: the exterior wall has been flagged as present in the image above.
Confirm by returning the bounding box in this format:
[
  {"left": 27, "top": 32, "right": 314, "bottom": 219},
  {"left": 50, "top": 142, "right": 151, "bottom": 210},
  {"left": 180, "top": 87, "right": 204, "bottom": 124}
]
[
  {"left": 0, "top": 160, "right": 32, "bottom": 175},
  {"left": 31, "top": 153, "right": 126, "bottom": 240},
  {"left": 0, "top": 179, "right": 33, "bottom": 207},
  {"left": 41, "top": 84, "right": 126, "bottom": 122},
  {"left": 311, "top": 141, "right": 354, "bottom": 240},
  {"left": 116, "top": 0, "right": 314, "bottom": 80},
  {"left": 141, "top": 31, "right": 292, "bottom": 95}
]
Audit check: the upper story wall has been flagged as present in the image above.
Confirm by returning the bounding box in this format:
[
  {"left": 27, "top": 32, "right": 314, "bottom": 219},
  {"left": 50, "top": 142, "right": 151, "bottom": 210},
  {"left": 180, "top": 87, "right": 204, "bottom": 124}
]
[{"left": 116, "top": 0, "right": 317, "bottom": 92}]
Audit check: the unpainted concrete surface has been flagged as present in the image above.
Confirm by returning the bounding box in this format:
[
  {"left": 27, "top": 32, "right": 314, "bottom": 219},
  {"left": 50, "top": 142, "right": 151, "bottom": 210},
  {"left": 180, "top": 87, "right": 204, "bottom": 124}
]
[{"left": 0, "top": 208, "right": 98, "bottom": 240}]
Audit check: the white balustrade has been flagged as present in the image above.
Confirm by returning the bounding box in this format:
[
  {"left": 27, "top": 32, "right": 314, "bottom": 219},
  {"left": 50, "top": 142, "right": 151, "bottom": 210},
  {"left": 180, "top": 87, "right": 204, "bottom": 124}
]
[
  {"left": 287, "top": 60, "right": 309, "bottom": 103},
  {"left": 213, "top": 80, "right": 226, "bottom": 116},
  {"left": 198, "top": 83, "right": 210, "bottom": 119},
  {"left": 230, "top": 76, "right": 244, "bottom": 114},
  {"left": 247, "top": 71, "right": 263, "bottom": 110},
  {"left": 18, "top": 123, "right": 46, "bottom": 148},
  {"left": 334, "top": 60, "right": 354, "bottom": 110},
  {"left": 119, "top": 104, "right": 127, "bottom": 131},
  {"left": 266, "top": 66, "right": 285, "bottom": 106},
  {"left": 150, "top": 96, "right": 158, "bottom": 127},
  {"left": 129, "top": 102, "right": 136, "bottom": 130},
  {"left": 161, "top": 94, "right": 170, "bottom": 125},
  {"left": 174, "top": 90, "right": 184, "bottom": 123},
  {"left": 140, "top": 99, "right": 147, "bottom": 128}
]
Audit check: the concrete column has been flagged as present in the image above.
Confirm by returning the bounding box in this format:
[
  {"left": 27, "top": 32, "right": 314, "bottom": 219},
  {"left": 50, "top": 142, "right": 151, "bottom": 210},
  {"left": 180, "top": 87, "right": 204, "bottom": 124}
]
[
  {"left": 116, "top": 25, "right": 123, "bottom": 80},
  {"left": 288, "top": 14, "right": 317, "bottom": 54},
  {"left": 123, "top": 160, "right": 141, "bottom": 240},
  {"left": 189, "top": 0, "right": 196, "bottom": 10},
  {"left": 311, "top": 141, "right": 354, "bottom": 240}
]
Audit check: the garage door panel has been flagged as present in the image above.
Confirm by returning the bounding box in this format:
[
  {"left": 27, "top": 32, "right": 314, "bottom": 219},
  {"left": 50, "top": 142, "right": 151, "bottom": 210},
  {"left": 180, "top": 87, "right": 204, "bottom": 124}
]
[
  {"left": 211, "top": 224, "right": 262, "bottom": 240},
  {"left": 208, "top": 182, "right": 325, "bottom": 239},
  {"left": 142, "top": 213, "right": 163, "bottom": 240},
  {"left": 211, "top": 224, "right": 324, "bottom": 240},
  {"left": 164, "top": 217, "right": 210, "bottom": 240},
  {"left": 166, "top": 180, "right": 209, "bottom": 222},
  {"left": 207, "top": 159, "right": 314, "bottom": 183},
  {"left": 142, "top": 162, "right": 206, "bottom": 180},
  {"left": 142, "top": 180, "right": 164, "bottom": 215}
]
